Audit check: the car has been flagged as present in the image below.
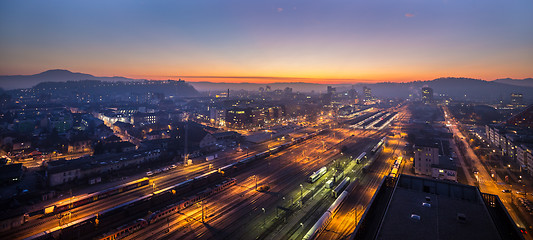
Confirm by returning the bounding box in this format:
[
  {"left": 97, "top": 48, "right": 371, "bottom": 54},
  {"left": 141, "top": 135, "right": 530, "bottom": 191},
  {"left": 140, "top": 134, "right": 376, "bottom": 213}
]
[
  {"left": 170, "top": 164, "right": 177, "bottom": 169},
  {"left": 146, "top": 171, "right": 153, "bottom": 177},
  {"left": 502, "top": 189, "right": 511, "bottom": 193},
  {"left": 516, "top": 191, "right": 526, "bottom": 195}
]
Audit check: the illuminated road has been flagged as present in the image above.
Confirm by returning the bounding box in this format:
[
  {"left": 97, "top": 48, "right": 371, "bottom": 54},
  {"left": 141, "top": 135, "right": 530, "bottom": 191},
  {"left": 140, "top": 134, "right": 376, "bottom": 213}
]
[{"left": 443, "top": 106, "right": 532, "bottom": 240}]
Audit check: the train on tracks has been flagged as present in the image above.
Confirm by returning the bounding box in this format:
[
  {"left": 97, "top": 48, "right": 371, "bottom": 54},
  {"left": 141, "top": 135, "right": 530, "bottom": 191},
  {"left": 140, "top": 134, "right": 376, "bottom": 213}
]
[
  {"left": 389, "top": 156, "right": 403, "bottom": 178},
  {"left": 24, "top": 130, "right": 325, "bottom": 240},
  {"left": 218, "top": 130, "right": 322, "bottom": 176},
  {"left": 370, "top": 137, "right": 386, "bottom": 154},
  {"left": 308, "top": 167, "right": 328, "bottom": 183},
  {"left": 303, "top": 190, "right": 349, "bottom": 240},
  {"left": 41, "top": 177, "right": 150, "bottom": 216},
  {"left": 332, "top": 177, "right": 350, "bottom": 198},
  {"left": 355, "top": 152, "right": 367, "bottom": 164},
  {"left": 97, "top": 178, "right": 236, "bottom": 240},
  {"left": 25, "top": 179, "right": 237, "bottom": 240}
]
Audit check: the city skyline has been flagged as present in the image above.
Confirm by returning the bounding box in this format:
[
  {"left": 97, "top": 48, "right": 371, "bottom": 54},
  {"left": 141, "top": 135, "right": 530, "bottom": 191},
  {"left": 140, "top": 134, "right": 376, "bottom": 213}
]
[{"left": 1, "top": 0, "right": 533, "bottom": 83}]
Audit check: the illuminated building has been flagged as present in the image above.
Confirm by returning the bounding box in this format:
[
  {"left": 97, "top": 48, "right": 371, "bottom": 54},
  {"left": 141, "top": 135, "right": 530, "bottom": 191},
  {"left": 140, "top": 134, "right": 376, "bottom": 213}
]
[
  {"left": 363, "top": 86, "right": 372, "bottom": 102},
  {"left": 511, "top": 93, "right": 524, "bottom": 107},
  {"left": 422, "top": 87, "right": 433, "bottom": 104}
]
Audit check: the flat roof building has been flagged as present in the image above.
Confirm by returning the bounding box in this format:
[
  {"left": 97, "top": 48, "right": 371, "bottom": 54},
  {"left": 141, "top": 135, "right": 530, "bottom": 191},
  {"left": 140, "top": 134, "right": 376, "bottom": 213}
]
[{"left": 351, "top": 174, "right": 523, "bottom": 240}]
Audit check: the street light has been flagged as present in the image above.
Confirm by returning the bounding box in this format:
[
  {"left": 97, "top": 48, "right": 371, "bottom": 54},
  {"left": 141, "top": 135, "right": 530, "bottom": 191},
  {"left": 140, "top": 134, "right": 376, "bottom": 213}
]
[{"left": 262, "top": 208, "right": 266, "bottom": 227}]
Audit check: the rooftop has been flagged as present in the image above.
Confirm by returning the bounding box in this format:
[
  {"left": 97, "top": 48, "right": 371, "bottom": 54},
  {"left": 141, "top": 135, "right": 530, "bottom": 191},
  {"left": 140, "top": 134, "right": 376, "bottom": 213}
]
[
  {"left": 352, "top": 174, "right": 523, "bottom": 240},
  {"left": 46, "top": 149, "right": 159, "bottom": 174},
  {"left": 432, "top": 155, "right": 457, "bottom": 171}
]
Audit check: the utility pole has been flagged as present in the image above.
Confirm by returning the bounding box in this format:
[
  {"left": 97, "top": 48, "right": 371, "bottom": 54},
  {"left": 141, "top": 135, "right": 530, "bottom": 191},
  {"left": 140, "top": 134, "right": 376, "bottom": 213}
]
[
  {"left": 300, "top": 184, "right": 304, "bottom": 207},
  {"left": 68, "top": 189, "right": 72, "bottom": 223},
  {"left": 184, "top": 121, "right": 189, "bottom": 166},
  {"left": 201, "top": 201, "right": 205, "bottom": 223}
]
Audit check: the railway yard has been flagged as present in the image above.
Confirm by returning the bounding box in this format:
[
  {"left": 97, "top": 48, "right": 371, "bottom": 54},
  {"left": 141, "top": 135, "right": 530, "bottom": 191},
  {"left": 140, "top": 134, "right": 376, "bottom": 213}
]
[{"left": 8, "top": 104, "right": 409, "bottom": 240}]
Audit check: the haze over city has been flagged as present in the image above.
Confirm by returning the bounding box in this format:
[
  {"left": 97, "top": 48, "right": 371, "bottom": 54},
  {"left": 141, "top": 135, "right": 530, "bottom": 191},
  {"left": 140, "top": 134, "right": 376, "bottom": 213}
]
[{"left": 1, "top": 1, "right": 533, "bottom": 240}]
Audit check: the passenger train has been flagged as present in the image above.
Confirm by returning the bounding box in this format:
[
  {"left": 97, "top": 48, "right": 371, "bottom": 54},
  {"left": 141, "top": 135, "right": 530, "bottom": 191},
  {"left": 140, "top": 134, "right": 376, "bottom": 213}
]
[
  {"left": 303, "top": 190, "right": 349, "bottom": 240},
  {"left": 98, "top": 178, "right": 236, "bottom": 240},
  {"left": 25, "top": 130, "right": 324, "bottom": 240}
]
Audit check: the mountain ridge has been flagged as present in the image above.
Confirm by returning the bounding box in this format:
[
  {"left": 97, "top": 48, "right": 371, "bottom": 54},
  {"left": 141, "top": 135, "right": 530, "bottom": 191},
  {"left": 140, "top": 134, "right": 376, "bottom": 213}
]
[{"left": 0, "top": 70, "right": 532, "bottom": 102}]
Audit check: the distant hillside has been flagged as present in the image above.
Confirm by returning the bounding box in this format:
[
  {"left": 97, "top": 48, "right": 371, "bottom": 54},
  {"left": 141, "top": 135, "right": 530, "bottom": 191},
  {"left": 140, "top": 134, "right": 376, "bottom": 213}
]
[
  {"left": 189, "top": 81, "right": 333, "bottom": 93},
  {"left": 493, "top": 78, "right": 533, "bottom": 87},
  {"left": 1, "top": 70, "right": 531, "bottom": 102},
  {"left": 0, "top": 69, "right": 141, "bottom": 90},
  {"left": 193, "top": 77, "right": 533, "bottom": 102},
  {"left": 29, "top": 79, "right": 199, "bottom": 98}
]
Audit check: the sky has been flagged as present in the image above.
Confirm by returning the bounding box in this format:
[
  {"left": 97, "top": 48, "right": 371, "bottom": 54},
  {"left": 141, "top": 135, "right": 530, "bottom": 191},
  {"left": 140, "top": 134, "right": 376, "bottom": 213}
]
[{"left": 0, "top": 0, "right": 532, "bottom": 84}]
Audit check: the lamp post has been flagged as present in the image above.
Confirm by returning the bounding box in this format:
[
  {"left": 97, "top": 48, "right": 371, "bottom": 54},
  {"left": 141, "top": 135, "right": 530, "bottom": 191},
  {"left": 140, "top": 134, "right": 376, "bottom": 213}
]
[
  {"left": 262, "top": 208, "right": 266, "bottom": 227},
  {"left": 254, "top": 175, "right": 258, "bottom": 191}
]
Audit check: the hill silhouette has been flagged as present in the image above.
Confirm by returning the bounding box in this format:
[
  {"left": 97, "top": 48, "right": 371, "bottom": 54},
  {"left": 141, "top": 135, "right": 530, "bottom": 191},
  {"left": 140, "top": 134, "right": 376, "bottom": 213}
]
[
  {"left": 493, "top": 78, "right": 533, "bottom": 87},
  {"left": 0, "top": 70, "right": 531, "bottom": 102},
  {"left": 0, "top": 69, "right": 140, "bottom": 90}
]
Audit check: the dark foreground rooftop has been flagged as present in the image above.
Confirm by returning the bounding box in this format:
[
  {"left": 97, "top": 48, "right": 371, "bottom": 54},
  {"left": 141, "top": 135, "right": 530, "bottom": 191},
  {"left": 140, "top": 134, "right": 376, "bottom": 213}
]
[{"left": 351, "top": 174, "right": 523, "bottom": 240}]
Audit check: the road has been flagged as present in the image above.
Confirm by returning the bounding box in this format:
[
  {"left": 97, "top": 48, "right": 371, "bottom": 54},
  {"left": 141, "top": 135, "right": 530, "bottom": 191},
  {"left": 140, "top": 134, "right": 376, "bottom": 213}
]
[{"left": 443, "top": 106, "right": 532, "bottom": 240}]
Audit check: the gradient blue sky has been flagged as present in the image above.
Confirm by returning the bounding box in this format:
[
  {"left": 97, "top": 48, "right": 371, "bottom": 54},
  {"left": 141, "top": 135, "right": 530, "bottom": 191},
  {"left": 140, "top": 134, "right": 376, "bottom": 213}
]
[{"left": 1, "top": 0, "right": 532, "bottom": 83}]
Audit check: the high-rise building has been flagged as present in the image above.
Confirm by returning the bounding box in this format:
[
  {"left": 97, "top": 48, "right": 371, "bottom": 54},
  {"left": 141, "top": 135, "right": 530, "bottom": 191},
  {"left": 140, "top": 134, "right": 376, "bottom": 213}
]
[
  {"left": 327, "top": 86, "right": 336, "bottom": 95},
  {"left": 363, "top": 86, "right": 372, "bottom": 101},
  {"left": 209, "top": 107, "right": 226, "bottom": 126},
  {"left": 422, "top": 87, "right": 433, "bottom": 104},
  {"left": 348, "top": 88, "right": 357, "bottom": 100}
]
